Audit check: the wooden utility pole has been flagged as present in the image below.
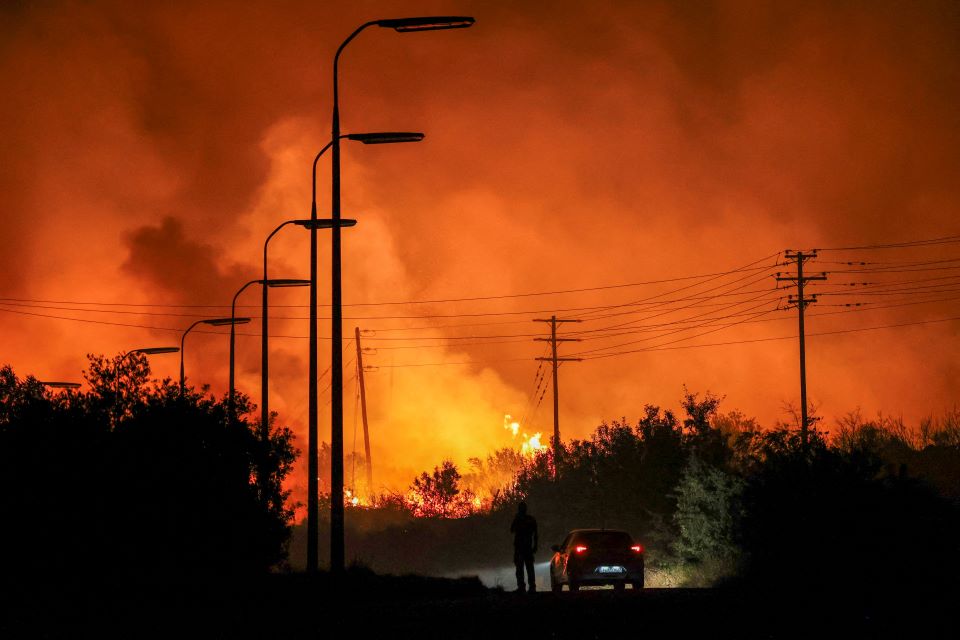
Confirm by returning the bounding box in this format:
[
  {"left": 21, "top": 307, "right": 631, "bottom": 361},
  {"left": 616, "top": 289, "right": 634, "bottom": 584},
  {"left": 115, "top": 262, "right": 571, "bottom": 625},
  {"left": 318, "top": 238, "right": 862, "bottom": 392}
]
[
  {"left": 776, "top": 250, "right": 827, "bottom": 448},
  {"left": 534, "top": 315, "right": 582, "bottom": 480},
  {"left": 354, "top": 327, "right": 373, "bottom": 495}
]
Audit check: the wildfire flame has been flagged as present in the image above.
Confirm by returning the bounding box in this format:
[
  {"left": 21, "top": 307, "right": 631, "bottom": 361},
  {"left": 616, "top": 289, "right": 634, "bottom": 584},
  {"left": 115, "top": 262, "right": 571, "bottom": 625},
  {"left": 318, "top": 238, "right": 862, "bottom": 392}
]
[
  {"left": 344, "top": 488, "right": 367, "bottom": 508},
  {"left": 504, "top": 414, "right": 548, "bottom": 458},
  {"left": 522, "top": 432, "right": 546, "bottom": 456}
]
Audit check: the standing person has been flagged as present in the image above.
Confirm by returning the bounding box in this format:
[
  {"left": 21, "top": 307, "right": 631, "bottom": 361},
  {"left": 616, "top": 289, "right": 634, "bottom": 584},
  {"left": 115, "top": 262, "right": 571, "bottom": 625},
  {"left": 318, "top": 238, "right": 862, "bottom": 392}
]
[{"left": 510, "top": 501, "right": 538, "bottom": 593}]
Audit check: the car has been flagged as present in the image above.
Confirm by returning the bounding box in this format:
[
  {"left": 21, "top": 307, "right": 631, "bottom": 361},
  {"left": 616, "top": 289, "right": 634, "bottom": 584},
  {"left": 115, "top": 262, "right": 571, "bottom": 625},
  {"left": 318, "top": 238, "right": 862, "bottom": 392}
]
[{"left": 549, "top": 529, "right": 644, "bottom": 592}]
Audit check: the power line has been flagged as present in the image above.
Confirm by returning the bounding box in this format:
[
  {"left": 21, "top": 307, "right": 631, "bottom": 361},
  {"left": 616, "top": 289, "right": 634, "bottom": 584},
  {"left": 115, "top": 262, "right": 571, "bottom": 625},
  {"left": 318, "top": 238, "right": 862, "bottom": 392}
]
[
  {"left": 828, "top": 256, "right": 960, "bottom": 269},
  {"left": 827, "top": 265, "right": 960, "bottom": 275},
  {"left": 820, "top": 285, "right": 960, "bottom": 298},
  {"left": 364, "top": 301, "right": 794, "bottom": 348},
  {"left": 0, "top": 254, "right": 786, "bottom": 311},
  {"left": 374, "top": 357, "right": 532, "bottom": 368},
  {"left": 358, "top": 280, "right": 787, "bottom": 340},
  {"left": 572, "top": 269, "right": 782, "bottom": 334},
  {"left": 567, "top": 299, "right": 782, "bottom": 357},
  {"left": 1, "top": 243, "right": 954, "bottom": 323},
  {"left": 352, "top": 307, "right": 960, "bottom": 369},
  {"left": 0, "top": 291, "right": 787, "bottom": 323},
  {"left": 812, "top": 273, "right": 960, "bottom": 293},
  {"left": 364, "top": 270, "right": 960, "bottom": 334},
  {"left": 0, "top": 274, "right": 786, "bottom": 330},
  {"left": 569, "top": 253, "right": 781, "bottom": 321},
  {"left": 518, "top": 349, "right": 548, "bottom": 429},
  {"left": 578, "top": 314, "right": 960, "bottom": 360},
  {"left": 7, "top": 288, "right": 954, "bottom": 347},
  {"left": 362, "top": 293, "right": 792, "bottom": 346},
  {"left": 818, "top": 234, "right": 960, "bottom": 251}
]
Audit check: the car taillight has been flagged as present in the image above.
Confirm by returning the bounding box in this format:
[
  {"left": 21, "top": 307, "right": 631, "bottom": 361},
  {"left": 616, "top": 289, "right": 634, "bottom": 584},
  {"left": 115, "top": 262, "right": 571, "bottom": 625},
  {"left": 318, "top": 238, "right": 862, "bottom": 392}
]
[
  {"left": 631, "top": 544, "right": 643, "bottom": 553},
  {"left": 574, "top": 545, "right": 588, "bottom": 554}
]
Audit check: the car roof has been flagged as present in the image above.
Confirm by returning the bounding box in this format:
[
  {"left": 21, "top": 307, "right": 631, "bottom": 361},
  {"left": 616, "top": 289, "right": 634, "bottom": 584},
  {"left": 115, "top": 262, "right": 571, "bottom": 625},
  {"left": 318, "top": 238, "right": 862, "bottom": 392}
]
[{"left": 567, "top": 528, "right": 630, "bottom": 535}]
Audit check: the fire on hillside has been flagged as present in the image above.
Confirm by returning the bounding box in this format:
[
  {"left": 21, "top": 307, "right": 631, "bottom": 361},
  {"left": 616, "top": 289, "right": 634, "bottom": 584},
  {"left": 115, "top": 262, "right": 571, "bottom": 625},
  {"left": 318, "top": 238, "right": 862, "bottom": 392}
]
[{"left": 339, "top": 414, "right": 548, "bottom": 518}]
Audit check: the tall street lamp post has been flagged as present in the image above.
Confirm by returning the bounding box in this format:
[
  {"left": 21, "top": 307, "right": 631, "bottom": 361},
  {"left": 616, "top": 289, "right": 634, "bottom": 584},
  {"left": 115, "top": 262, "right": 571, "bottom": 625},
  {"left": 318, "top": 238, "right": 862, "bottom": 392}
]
[
  {"left": 262, "top": 219, "right": 354, "bottom": 444},
  {"left": 230, "top": 279, "right": 309, "bottom": 419},
  {"left": 304, "top": 133, "right": 422, "bottom": 573},
  {"left": 326, "top": 14, "right": 474, "bottom": 576},
  {"left": 180, "top": 317, "right": 250, "bottom": 395}
]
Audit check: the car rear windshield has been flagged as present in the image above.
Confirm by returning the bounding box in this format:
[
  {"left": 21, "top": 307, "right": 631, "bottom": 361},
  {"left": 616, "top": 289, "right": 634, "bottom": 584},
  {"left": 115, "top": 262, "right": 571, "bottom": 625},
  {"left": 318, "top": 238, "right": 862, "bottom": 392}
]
[{"left": 575, "top": 531, "right": 632, "bottom": 548}]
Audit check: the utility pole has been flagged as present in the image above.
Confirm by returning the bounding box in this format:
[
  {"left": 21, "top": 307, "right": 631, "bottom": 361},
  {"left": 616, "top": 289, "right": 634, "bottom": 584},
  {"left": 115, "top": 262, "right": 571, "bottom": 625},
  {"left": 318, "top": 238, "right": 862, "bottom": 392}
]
[
  {"left": 776, "top": 250, "right": 827, "bottom": 449},
  {"left": 534, "top": 315, "right": 582, "bottom": 481},
  {"left": 354, "top": 327, "right": 373, "bottom": 497}
]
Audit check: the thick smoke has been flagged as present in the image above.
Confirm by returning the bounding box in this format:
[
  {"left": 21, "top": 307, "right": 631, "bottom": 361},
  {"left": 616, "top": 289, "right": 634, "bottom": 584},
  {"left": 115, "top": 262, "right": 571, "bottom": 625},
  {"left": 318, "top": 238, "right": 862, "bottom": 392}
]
[{"left": 1, "top": 1, "right": 958, "bottom": 507}]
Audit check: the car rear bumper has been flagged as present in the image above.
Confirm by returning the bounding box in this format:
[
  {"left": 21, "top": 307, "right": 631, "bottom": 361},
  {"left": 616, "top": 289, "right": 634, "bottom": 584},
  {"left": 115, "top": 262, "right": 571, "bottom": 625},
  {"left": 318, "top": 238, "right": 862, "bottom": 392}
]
[
  {"left": 565, "top": 561, "right": 644, "bottom": 584},
  {"left": 571, "top": 570, "right": 644, "bottom": 584}
]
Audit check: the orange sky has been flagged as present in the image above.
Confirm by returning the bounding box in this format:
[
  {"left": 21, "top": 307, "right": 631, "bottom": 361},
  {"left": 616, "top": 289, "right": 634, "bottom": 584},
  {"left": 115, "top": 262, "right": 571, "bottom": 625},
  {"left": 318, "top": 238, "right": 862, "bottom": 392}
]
[{"left": 2, "top": 1, "right": 959, "bottom": 507}]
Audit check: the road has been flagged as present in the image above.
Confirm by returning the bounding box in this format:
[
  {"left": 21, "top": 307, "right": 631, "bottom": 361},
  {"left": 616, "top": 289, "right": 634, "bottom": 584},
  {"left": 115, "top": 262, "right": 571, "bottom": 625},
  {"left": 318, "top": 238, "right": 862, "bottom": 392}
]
[
  {"left": 345, "top": 587, "right": 951, "bottom": 639},
  {"left": 445, "top": 561, "right": 554, "bottom": 591},
  {"left": 4, "top": 573, "right": 955, "bottom": 639}
]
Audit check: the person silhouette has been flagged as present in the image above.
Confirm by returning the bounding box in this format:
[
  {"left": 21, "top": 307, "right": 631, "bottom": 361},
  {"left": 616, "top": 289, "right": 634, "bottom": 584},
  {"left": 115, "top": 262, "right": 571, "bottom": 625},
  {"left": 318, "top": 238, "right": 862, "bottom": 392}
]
[{"left": 510, "top": 501, "right": 538, "bottom": 593}]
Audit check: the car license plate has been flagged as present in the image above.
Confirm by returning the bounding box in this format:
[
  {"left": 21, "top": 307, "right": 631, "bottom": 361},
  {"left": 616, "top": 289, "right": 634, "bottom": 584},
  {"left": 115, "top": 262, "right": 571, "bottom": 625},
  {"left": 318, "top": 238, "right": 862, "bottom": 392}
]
[{"left": 596, "top": 565, "right": 625, "bottom": 574}]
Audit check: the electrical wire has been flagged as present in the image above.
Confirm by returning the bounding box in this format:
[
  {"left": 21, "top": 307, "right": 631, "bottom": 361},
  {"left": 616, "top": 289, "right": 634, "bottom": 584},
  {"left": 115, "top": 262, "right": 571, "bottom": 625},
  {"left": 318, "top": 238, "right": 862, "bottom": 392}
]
[
  {"left": 577, "top": 315, "right": 960, "bottom": 361},
  {"left": 569, "top": 253, "right": 781, "bottom": 321},
  {"left": 567, "top": 299, "right": 782, "bottom": 357},
  {"left": 0, "top": 253, "right": 786, "bottom": 311},
  {"left": 818, "top": 234, "right": 960, "bottom": 251}
]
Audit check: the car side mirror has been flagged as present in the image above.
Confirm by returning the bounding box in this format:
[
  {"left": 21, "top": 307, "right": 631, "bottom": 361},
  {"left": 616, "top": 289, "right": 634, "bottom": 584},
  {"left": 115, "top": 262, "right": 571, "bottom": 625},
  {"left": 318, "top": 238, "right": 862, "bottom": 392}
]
[{"left": 551, "top": 544, "right": 561, "bottom": 553}]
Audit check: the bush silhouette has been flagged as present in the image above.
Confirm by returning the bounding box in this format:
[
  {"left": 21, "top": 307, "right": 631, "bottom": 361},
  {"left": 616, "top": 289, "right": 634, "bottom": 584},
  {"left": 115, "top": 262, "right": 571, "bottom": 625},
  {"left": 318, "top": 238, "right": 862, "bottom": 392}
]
[{"left": 0, "top": 356, "right": 296, "bottom": 585}]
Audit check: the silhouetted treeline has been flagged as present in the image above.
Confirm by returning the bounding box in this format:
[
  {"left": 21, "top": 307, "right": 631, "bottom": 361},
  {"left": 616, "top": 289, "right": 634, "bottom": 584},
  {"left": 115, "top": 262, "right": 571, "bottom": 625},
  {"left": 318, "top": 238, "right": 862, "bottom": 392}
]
[
  {"left": 299, "top": 392, "right": 960, "bottom": 590},
  {"left": 0, "top": 356, "right": 296, "bottom": 586}
]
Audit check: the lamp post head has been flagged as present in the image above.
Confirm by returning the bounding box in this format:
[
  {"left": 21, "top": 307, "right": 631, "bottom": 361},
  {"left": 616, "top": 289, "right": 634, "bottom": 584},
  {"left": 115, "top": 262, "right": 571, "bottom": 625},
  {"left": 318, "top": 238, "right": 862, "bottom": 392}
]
[
  {"left": 133, "top": 347, "right": 180, "bottom": 355},
  {"left": 347, "top": 132, "right": 425, "bottom": 145},
  {"left": 204, "top": 317, "right": 251, "bottom": 326},
  {"left": 294, "top": 219, "right": 358, "bottom": 229},
  {"left": 377, "top": 16, "right": 475, "bottom": 32},
  {"left": 40, "top": 381, "right": 81, "bottom": 389},
  {"left": 266, "top": 279, "right": 311, "bottom": 288}
]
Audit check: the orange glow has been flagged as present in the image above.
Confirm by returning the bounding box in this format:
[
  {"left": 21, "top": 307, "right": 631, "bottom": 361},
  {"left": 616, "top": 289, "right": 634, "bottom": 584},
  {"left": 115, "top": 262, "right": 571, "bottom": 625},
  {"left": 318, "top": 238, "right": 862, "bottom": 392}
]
[
  {"left": 504, "top": 414, "right": 549, "bottom": 459},
  {"left": 344, "top": 489, "right": 363, "bottom": 508},
  {"left": 1, "top": 2, "right": 958, "bottom": 525},
  {"left": 521, "top": 432, "right": 547, "bottom": 458},
  {"left": 404, "top": 488, "right": 480, "bottom": 519}
]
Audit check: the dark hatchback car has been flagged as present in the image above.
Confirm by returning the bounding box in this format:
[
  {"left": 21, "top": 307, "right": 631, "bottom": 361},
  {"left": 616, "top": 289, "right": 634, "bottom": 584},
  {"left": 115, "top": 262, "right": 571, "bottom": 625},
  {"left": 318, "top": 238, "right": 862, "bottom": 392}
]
[{"left": 549, "top": 529, "right": 644, "bottom": 592}]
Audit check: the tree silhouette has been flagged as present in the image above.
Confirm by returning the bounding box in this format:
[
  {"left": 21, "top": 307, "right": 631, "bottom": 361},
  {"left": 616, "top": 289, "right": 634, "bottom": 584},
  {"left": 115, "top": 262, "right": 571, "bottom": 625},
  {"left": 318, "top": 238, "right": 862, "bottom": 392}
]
[
  {"left": 0, "top": 356, "right": 297, "bottom": 585},
  {"left": 408, "top": 461, "right": 477, "bottom": 518}
]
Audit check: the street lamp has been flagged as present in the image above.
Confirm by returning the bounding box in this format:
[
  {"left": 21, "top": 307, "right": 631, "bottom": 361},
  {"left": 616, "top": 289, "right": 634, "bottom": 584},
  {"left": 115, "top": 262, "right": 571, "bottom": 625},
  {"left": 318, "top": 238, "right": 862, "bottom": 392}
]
[
  {"left": 305, "top": 133, "right": 421, "bottom": 575},
  {"left": 346, "top": 132, "right": 425, "bottom": 144},
  {"left": 180, "top": 317, "right": 250, "bottom": 395},
  {"left": 115, "top": 346, "right": 178, "bottom": 425},
  {"left": 231, "top": 279, "right": 309, "bottom": 419},
  {"left": 376, "top": 16, "right": 476, "bottom": 31},
  {"left": 131, "top": 347, "right": 180, "bottom": 356},
  {"left": 323, "top": 14, "right": 474, "bottom": 576},
  {"left": 262, "top": 219, "right": 356, "bottom": 444}
]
